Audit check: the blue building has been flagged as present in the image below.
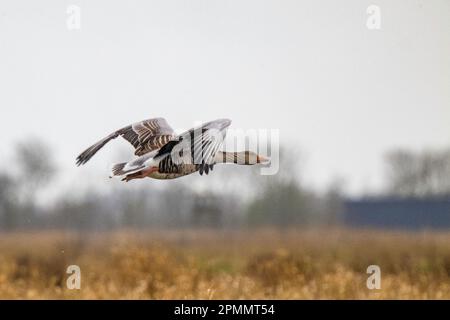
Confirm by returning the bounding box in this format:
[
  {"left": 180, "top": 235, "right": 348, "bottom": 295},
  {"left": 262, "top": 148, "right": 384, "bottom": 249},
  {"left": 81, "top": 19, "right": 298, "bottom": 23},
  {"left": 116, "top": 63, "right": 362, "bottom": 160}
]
[{"left": 342, "top": 198, "right": 450, "bottom": 230}]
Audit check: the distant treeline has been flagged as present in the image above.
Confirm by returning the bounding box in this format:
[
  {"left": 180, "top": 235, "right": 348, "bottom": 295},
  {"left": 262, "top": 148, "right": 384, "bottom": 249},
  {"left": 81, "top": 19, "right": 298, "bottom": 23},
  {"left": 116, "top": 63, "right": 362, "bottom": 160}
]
[{"left": 0, "top": 139, "right": 449, "bottom": 231}]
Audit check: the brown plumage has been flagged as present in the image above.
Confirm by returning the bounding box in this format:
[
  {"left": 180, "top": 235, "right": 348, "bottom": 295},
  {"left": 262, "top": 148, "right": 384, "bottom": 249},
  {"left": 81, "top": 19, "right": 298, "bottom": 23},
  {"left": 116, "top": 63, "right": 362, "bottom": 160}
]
[
  {"left": 76, "top": 117, "right": 269, "bottom": 182},
  {"left": 76, "top": 118, "right": 174, "bottom": 166}
]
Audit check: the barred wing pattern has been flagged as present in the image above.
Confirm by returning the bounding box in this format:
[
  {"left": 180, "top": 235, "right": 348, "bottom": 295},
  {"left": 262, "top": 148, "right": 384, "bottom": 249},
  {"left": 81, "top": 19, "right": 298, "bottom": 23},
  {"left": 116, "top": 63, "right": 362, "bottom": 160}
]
[
  {"left": 76, "top": 117, "right": 175, "bottom": 166},
  {"left": 131, "top": 119, "right": 174, "bottom": 156},
  {"left": 156, "top": 119, "right": 231, "bottom": 175}
]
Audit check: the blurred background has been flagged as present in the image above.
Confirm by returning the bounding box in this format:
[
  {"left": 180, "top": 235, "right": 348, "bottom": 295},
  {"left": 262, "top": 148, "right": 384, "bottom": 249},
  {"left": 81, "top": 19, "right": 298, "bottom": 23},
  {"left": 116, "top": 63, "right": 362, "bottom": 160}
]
[{"left": 0, "top": 0, "right": 449, "bottom": 299}]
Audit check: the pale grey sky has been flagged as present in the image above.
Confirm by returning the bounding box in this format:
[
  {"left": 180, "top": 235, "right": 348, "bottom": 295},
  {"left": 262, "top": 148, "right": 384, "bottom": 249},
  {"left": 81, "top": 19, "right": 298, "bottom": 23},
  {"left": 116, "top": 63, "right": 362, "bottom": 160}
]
[{"left": 0, "top": 0, "right": 449, "bottom": 196}]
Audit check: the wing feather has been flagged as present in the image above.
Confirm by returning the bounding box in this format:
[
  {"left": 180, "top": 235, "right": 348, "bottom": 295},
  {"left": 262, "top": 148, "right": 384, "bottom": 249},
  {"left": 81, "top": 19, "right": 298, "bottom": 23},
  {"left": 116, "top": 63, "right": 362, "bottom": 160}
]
[
  {"left": 76, "top": 117, "right": 175, "bottom": 166},
  {"left": 154, "top": 118, "right": 231, "bottom": 174}
]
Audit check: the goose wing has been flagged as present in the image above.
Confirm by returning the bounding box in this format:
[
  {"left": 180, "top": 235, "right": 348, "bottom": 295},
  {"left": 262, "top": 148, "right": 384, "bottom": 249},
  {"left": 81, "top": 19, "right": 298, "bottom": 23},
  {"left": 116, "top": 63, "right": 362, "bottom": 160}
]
[
  {"left": 76, "top": 117, "right": 174, "bottom": 166},
  {"left": 155, "top": 118, "right": 231, "bottom": 175}
]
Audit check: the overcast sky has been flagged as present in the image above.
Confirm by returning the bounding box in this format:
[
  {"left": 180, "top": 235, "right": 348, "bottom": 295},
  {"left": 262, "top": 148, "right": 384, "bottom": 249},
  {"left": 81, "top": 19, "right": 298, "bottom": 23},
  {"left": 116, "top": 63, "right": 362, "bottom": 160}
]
[{"left": 0, "top": 0, "right": 449, "bottom": 196}]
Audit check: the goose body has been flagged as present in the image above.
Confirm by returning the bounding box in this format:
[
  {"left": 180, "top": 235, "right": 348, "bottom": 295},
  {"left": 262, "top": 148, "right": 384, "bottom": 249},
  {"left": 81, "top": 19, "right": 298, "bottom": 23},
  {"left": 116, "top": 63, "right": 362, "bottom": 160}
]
[{"left": 76, "top": 118, "right": 268, "bottom": 182}]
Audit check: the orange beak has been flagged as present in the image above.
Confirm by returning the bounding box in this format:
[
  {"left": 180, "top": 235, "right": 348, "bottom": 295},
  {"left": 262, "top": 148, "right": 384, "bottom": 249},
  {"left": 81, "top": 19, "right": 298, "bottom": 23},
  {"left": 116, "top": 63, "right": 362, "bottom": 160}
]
[{"left": 256, "top": 155, "right": 270, "bottom": 164}]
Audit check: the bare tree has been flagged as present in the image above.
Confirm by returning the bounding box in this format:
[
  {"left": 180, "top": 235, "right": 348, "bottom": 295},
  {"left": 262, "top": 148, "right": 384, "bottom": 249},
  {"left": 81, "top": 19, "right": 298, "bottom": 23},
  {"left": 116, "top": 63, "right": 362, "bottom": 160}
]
[
  {"left": 0, "top": 173, "right": 17, "bottom": 229},
  {"left": 385, "top": 148, "right": 450, "bottom": 197},
  {"left": 245, "top": 146, "right": 329, "bottom": 227},
  {"left": 14, "top": 139, "right": 57, "bottom": 206}
]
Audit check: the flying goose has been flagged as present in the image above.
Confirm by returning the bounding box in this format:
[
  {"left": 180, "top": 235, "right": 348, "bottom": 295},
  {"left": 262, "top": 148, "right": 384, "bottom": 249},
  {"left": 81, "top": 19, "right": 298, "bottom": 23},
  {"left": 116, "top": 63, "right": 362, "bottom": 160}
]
[{"left": 76, "top": 118, "right": 269, "bottom": 181}]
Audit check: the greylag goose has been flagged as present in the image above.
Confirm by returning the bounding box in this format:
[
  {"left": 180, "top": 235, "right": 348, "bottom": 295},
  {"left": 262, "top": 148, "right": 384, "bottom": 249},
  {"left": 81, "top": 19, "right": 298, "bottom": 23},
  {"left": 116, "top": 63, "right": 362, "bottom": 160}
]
[{"left": 76, "top": 118, "right": 269, "bottom": 181}]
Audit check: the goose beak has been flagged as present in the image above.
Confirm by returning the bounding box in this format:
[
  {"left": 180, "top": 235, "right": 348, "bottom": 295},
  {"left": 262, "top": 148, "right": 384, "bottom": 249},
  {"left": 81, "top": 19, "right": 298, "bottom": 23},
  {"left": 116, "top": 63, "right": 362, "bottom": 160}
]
[{"left": 257, "top": 155, "right": 270, "bottom": 164}]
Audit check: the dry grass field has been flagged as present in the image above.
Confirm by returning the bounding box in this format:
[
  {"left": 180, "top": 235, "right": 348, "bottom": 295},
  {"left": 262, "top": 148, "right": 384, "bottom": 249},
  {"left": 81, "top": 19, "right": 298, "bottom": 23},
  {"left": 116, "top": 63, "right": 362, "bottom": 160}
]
[{"left": 0, "top": 228, "right": 449, "bottom": 299}]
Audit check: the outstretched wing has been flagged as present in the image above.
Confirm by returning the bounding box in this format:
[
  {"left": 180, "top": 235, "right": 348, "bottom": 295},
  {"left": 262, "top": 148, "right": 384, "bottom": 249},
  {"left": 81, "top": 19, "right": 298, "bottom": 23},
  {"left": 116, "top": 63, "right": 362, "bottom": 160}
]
[
  {"left": 156, "top": 118, "right": 231, "bottom": 175},
  {"left": 76, "top": 117, "right": 174, "bottom": 166},
  {"left": 130, "top": 118, "right": 175, "bottom": 156}
]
